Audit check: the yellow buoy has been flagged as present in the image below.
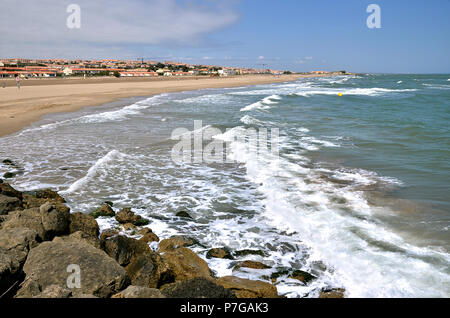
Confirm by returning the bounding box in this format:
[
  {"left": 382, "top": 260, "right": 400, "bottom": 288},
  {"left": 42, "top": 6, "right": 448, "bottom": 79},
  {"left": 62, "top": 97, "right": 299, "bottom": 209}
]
[{"left": 338, "top": 93, "right": 343, "bottom": 97}]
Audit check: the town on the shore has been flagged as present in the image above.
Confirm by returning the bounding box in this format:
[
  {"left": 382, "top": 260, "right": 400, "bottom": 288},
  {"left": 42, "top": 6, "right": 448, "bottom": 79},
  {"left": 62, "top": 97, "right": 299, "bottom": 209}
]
[{"left": 0, "top": 58, "right": 346, "bottom": 78}]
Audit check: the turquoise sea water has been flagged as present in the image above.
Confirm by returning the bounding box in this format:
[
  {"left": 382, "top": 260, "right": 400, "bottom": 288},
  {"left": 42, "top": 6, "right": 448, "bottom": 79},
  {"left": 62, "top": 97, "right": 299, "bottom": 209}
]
[{"left": 0, "top": 74, "right": 449, "bottom": 297}]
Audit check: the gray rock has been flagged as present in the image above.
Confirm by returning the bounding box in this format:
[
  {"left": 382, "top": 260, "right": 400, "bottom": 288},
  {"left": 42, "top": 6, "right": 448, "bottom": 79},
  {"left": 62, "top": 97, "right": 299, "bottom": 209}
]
[
  {"left": 54, "top": 231, "right": 101, "bottom": 249},
  {"left": 1, "top": 208, "right": 47, "bottom": 241},
  {"left": 0, "top": 227, "right": 40, "bottom": 297},
  {"left": 69, "top": 212, "right": 99, "bottom": 238},
  {"left": 33, "top": 284, "right": 72, "bottom": 298},
  {"left": 17, "top": 239, "right": 129, "bottom": 298},
  {"left": 112, "top": 285, "right": 165, "bottom": 298},
  {"left": 103, "top": 235, "right": 150, "bottom": 267},
  {"left": 40, "top": 202, "right": 70, "bottom": 237},
  {"left": 125, "top": 252, "right": 174, "bottom": 289},
  {"left": 161, "top": 277, "right": 236, "bottom": 298},
  {"left": 0, "top": 194, "right": 21, "bottom": 215}
]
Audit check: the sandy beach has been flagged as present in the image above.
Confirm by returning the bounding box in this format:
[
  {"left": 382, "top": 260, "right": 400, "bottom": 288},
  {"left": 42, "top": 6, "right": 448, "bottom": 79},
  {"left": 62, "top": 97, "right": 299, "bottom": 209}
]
[{"left": 0, "top": 74, "right": 312, "bottom": 137}]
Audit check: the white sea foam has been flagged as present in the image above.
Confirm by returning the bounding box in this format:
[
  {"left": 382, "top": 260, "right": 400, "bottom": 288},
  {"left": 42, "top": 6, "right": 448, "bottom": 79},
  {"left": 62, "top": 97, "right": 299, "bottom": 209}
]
[
  {"left": 17, "top": 95, "right": 165, "bottom": 135},
  {"left": 219, "top": 126, "right": 450, "bottom": 297},
  {"left": 60, "top": 150, "right": 127, "bottom": 194},
  {"left": 240, "top": 95, "right": 282, "bottom": 112}
]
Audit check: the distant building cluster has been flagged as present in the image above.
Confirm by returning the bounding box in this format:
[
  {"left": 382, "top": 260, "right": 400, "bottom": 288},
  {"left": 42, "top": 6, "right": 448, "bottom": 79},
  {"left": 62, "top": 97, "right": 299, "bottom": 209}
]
[{"left": 0, "top": 58, "right": 288, "bottom": 78}]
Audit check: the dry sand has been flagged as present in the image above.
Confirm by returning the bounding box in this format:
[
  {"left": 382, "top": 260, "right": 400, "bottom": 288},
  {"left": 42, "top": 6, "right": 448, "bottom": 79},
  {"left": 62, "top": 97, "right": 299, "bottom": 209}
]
[{"left": 0, "top": 74, "right": 319, "bottom": 137}]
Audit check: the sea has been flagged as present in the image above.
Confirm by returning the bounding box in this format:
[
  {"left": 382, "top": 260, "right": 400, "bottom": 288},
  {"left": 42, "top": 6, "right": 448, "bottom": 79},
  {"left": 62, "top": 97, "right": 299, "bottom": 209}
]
[{"left": 0, "top": 74, "right": 449, "bottom": 297}]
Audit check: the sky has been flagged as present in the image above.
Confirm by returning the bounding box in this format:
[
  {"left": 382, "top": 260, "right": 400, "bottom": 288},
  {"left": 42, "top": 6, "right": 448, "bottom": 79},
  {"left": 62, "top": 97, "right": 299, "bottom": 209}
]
[{"left": 1, "top": 0, "right": 449, "bottom": 73}]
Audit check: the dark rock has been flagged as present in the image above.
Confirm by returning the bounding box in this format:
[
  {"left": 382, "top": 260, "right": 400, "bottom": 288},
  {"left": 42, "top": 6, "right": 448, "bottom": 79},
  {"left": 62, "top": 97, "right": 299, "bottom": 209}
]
[
  {"left": 3, "top": 172, "right": 15, "bottom": 179},
  {"left": 0, "top": 183, "right": 23, "bottom": 201},
  {"left": 99, "top": 229, "right": 119, "bottom": 243},
  {"left": 104, "top": 201, "right": 114, "bottom": 207},
  {"left": 233, "top": 249, "right": 268, "bottom": 258},
  {"left": 0, "top": 179, "right": 3, "bottom": 184},
  {"left": 112, "top": 285, "right": 165, "bottom": 298},
  {"left": 319, "top": 288, "right": 345, "bottom": 298},
  {"left": 235, "top": 260, "right": 271, "bottom": 270},
  {"left": 0, "top": 227, "right": 40, "bottom": 297},
  {"left": 175, "top": 211, "right": 193, "bottom": 219},
  {"left": 115, "top": 208, "right": 149, "bottom": 226},
  {"left": 90, "top": 204, "right": 115, "bottom": 219},
  {"left": 102, "top": 235, "right": 150, "bottom": 267},
  {"left": 33, "top": 189, "right": 65, "bottom": 203},
  {"left": 0, "top": 194, "right": 21, "bottom": 215},
  {"left": 161, "top": 277, "right": 236, "bottom": 298},
  {"left": 2, "top": 159, "right": 14, "bottom": 165},
  {"left": 17, "top": 239, "right": 129, "bottom": 298},
  {"left": 39, "top": 202, "right": 70, "bottom": 237},
  {"left": 125, "top": 252, "right": 174, "bottom": 289},
  {"left": 206, "top": 247, "right": 234, "bottom": 260},
  {"left": 289, "top": 270, "right": 317, "bottom": 284},
  {"left": 269, "top": 268, "right": 316, "bottom": 284},
  {"left": 158, "top": 236, "right": 198, "bottom": 252},
  {"left": 69, "top": 213, "right": 99, "bottom": 238},
  {"left": 216, "top": 276, "right": 279, "bottom": 298}
]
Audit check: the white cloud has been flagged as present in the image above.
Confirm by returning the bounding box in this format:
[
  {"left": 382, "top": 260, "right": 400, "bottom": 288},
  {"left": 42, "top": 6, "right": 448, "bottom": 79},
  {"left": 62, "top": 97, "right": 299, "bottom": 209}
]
[
  {"left": 258, "top": 56, "right": 265, "bottom": 60},
  {"left": 304, "top": 56, "right": 313, "bottom": 60},
  {"left": 0, "top": 0, "right": 239, "bottom": 57}
]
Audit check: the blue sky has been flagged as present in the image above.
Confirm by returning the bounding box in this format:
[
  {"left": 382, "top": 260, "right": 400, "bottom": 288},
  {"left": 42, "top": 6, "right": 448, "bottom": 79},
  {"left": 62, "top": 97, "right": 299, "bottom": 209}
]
[{"left": 1, "top": 0, "right": 449, "bottom": 73}]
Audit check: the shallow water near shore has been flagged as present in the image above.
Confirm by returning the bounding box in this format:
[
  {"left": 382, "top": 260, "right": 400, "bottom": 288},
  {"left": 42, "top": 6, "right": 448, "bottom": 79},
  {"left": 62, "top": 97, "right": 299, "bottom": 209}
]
[{"left": 1, "top": 74, "right": 449, "bottom": 297}]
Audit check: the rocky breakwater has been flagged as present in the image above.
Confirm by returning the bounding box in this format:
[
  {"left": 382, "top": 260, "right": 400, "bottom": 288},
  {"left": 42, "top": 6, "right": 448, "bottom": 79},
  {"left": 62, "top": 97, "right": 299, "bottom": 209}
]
[{"left": 0, "top": 182, "right": 286, "bottom": 299}]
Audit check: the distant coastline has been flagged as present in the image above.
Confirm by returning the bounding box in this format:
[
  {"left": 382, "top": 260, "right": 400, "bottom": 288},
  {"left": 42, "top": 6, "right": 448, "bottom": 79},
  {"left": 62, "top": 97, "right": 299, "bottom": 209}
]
[{"left": 0, "top": 73, "right": 345, "bottom": 138}]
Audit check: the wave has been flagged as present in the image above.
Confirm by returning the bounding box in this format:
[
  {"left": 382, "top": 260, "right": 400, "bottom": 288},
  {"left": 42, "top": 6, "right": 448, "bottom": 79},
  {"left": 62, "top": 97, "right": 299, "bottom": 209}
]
[
  {"left": 240, "top": 95, "right": 282, "bottom": 112},
  {"left": 60, "top": 150, "right": 127, "bottom": 194},
  {"left": 17, "top": 95, "right": 165, "bottom": 136}
]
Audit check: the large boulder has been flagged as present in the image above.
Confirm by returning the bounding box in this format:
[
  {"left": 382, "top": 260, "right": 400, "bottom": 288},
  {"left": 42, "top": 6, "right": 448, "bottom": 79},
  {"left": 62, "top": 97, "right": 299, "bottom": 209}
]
[
  {"left": 115, "top": 208, "right": 149, "bottom": 226},
  {"left": 39, "top": 202, "right": 70, "bottom": 237},
  {"left": 54, "top": 231, "right": 101, "bottom": 249},
  {"left": 69, "top": 213, "right": 99, "bottom": 238},
  {"left": 102, "top": 235, "right": 151, "bottom": 267},
  {"left": 17, "top": 238, "right": 129, "bottom": 298},
  {"left": 125, "top": 252, "right": 174, "bottom": 289},
  {"left": 0, "top": 227, "right": 40, "bottom": 297},
  {"left": 0, "top": 194, "right": 21, "bottom": 215},
  {"left": 161, "top": 247, "right": 212, "bottom": 282},
  {"left": 1, "top": 208, "right": 47, "bottom": 241},
  {"left": 112, "top": 285, "right": 165, "bottom": 298},
  {"left": 216, "top": 276, "right": 279, "bottom": 298},
  {"left": 161, "top": 277, "right": 236, "bottom": 298}
]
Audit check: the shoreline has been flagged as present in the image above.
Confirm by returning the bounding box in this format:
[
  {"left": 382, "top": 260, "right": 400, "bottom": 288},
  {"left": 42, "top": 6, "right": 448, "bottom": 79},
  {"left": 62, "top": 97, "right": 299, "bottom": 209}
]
[{"left": 0, "top": 74, "right": 335, "bottom": 138}]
